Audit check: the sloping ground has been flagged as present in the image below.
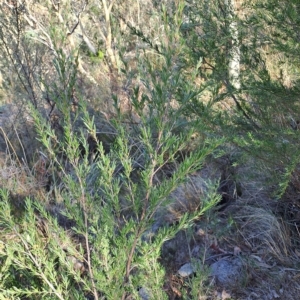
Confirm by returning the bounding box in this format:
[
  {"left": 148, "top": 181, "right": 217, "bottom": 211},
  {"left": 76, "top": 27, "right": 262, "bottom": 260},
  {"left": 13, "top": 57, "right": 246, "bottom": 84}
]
[{"left": 161, "top": 160, "right": 300, "bottom": 299}]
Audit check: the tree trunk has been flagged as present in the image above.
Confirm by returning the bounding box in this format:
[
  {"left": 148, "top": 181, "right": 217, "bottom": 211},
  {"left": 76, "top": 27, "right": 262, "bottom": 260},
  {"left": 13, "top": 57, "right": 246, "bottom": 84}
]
[{"left": 225, "top": 0, "right": 240, "bottom": 90}]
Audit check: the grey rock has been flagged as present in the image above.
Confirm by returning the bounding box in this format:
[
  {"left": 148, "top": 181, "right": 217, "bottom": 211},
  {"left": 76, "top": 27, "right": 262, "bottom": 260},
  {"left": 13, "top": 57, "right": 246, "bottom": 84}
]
[
  {"left": 139, "top": 287, "right": 150, "bottom": 300},
  {"left": 210, "top": 258, "right": 244, "bottom": 285},
  {"left": 178, "top": 262, "right": 195, "bottom": 277}
]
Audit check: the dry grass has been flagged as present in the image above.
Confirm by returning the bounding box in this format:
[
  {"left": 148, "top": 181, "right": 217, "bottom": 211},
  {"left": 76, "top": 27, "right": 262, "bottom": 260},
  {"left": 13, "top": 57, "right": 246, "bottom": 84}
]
[
  {"left": 224, "top": 159, "right": 295, "bottom": 263},
  {"left": 212, "top": 158, "right": 300, "bottom": 299},
  {"left": 262, "top": 49, "right": 300, "bottom": 88},
  {"left": 0, "top": 126, "right": 48, "bottom": 201},
  {"left": 232, "top": 205, "right": 291, "bottom": 263},
  {"left": 0, "top": 156, "right": 48, "bottom": 198},
  {"left": 162, "top": 163, "right": 222, "bottom": 224}
]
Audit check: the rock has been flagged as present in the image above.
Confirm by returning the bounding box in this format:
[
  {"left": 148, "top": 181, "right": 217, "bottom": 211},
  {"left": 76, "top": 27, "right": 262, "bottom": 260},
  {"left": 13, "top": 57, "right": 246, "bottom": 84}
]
[
  {"left": 210, "top": 258, "right": 244, "bottom": 286},
  {"left": 138, "top": 287, "right": 151, "bottom": 300},
  {"left": 178, "top": 262, "right": 195, "bottom": 277}
]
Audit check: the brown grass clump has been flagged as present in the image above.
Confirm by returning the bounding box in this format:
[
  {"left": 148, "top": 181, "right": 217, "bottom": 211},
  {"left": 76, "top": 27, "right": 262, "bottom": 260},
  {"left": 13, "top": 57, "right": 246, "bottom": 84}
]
[
  {"left": 0, "top": 145, "right": 49, "bottom": 203},
  {"left": 232, "top": 205, "right": 291, "bottom": 264},
  {"left": 224, "top": 159, "right": 294, "bottom": 264},
  {"left": 162, "top": 163, "right": 222, "bottom": 224}
]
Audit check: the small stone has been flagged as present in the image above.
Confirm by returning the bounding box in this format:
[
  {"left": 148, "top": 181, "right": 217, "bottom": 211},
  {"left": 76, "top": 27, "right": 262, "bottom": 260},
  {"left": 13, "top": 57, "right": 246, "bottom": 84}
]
[
  {"left": 178, "top": 263, "right": 195, "bottom": 277},
  {"left": 210, "top": 258, "right": 243, "bottom": 286},
  {"left": 139, "top": 287, "right": 150, "bottom": 300}
]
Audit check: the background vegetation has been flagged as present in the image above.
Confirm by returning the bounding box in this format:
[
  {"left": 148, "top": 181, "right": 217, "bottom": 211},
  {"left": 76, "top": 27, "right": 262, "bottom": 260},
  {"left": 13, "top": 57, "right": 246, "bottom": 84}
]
[{"left": 0, "top": 0, "right": 300, "bottom": 299}]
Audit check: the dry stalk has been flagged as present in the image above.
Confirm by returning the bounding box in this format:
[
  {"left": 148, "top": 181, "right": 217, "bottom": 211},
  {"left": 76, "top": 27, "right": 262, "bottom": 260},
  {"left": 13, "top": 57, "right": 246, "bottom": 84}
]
[
  {"left": 0, "top": 127, "right": 22, "bottom": 166},
  {"left": 75, "top": 170, "right": 99, "bottom": 300}
]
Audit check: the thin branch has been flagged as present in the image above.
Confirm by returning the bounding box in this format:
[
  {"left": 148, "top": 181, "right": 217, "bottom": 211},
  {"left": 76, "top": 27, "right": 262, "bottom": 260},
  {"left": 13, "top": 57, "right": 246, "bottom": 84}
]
[
  {"left": 14, "top": 228, "right": 65, "bottom": 300},
  {"left": 75, "top": 170, "right": 99, "bottom": 300}
]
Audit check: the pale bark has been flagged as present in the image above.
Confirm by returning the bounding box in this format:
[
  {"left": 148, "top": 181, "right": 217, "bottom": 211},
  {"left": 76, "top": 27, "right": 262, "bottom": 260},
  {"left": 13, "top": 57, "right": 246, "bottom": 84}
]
[
  {"left": 225, "top": 0, "right": 241, "bottom": 90},
  {"left": 100, "top": 0, "right": 118, "bottom": 69}
]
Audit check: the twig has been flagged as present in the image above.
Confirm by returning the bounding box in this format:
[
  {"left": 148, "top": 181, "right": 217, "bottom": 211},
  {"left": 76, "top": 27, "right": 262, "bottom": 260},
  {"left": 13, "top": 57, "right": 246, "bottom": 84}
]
[
  {"left": 0, "top": 127, "right": 22, "bottom": 166},
  {"left": 76, "top": 171, "right": 99, "bottom": 300},
  {"left": 14, "top": 228, "right": 65, "bottom": 300}
]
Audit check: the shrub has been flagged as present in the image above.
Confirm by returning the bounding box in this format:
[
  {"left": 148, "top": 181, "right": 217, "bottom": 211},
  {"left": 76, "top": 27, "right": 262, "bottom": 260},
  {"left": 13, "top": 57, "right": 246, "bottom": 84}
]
[{"left": 0, "top": 34, "right": 222, "bottom": 298}]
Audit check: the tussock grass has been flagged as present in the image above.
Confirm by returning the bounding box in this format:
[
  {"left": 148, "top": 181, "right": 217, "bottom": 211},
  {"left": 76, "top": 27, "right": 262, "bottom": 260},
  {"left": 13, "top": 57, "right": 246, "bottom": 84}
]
[{"left": 233, "top": 205, "right": 291, "bottom": 263}]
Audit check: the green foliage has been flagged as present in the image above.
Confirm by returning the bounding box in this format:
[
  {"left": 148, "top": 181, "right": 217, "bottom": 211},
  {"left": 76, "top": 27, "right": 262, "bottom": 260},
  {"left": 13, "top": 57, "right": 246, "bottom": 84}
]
[
  {"left": 0, "top": 21, "right": 222, "bottom": 298},
  {"left": 173, "top": 0, "right": 300, "bottom": 197},
  {"left": 2, "top": 0, "right": 300, "bottom": 298}
]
